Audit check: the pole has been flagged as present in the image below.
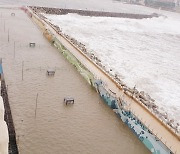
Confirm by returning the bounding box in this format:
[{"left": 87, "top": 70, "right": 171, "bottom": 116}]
[
  {"left": 14, "top": 41, "right": 15, "bottom": 58},
  {"left": 22, "top": 61, "right": 24, "bottom": 80},
  {"left": 35, "top": 93, "right": 39, "bottom": 118},
  {"left": 4, "top": 20, "right": 5, "bottom": 32},
  {"left": 8, "top": 29, "right": 9, "bottom": 42}
]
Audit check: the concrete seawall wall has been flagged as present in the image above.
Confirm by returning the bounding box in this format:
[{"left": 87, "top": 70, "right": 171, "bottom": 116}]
[
  {"left": 25, "top": 7, "right": 179, "bottom": 154},
  {"left": 51, "top": 33, "right": 172, "bottom": 154}
]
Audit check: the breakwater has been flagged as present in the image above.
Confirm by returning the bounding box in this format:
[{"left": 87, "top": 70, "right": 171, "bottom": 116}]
[
  {"left": 24, "top": 6, "right": 180, "bottom": 154},
  {"left": 30, "top": 6, "right": 159, "bottom": 19}
]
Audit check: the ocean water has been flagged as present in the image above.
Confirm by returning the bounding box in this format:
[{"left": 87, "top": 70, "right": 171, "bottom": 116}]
[{"left": 45, "top": 12, "right": 180, "bottom": 127}]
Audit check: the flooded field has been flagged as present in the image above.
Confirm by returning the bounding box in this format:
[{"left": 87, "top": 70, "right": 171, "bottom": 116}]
[{"left": 0, "top": 8, "right": 150, "bottom": 154}]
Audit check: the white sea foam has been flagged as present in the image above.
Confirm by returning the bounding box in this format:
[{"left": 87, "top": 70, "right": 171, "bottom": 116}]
[{"left": 46, "top": 13, "right": 180, "bottom": 125}]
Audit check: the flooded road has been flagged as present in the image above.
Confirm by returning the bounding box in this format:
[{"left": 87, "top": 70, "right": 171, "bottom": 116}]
[{"left": 0, "top": 8, "right": 150, "bottom": 154}]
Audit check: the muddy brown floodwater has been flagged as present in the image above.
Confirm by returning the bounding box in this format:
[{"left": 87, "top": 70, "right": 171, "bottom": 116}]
[{"left": 0, "top": 8, "right": 150, "bottom": 154}]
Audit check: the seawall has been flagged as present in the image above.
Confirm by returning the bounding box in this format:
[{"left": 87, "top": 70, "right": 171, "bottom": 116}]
[{"left": 25, "top": 6, "right": 180, "bottom": 154}]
